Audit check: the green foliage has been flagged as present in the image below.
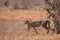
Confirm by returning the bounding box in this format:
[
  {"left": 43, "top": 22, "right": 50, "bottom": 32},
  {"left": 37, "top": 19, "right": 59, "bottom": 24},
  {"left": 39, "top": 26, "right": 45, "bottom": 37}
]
[{"left": 45, "top": 0, "right": 60, "bottom": 33}]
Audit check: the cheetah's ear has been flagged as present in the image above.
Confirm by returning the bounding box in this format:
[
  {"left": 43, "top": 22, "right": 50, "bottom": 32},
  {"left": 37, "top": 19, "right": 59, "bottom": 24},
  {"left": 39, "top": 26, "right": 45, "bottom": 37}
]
[
  {"left": 28, "top": 19, "right": 32, "bottom": 23},
  {"left": 28, "top": 19, "right": 31, "bottom": 21}
]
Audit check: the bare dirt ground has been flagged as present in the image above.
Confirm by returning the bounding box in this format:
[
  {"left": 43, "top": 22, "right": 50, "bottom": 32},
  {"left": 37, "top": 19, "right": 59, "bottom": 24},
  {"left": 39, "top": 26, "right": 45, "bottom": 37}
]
[{"left": 0, "top": 8, "right": 60, "bottom": 40}]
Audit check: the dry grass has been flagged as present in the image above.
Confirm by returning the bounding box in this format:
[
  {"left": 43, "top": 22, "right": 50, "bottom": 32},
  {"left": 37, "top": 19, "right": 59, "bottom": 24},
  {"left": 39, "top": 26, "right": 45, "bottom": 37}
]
[{"left": 0, "top": 7, "right": 60, "bottom": 40}]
